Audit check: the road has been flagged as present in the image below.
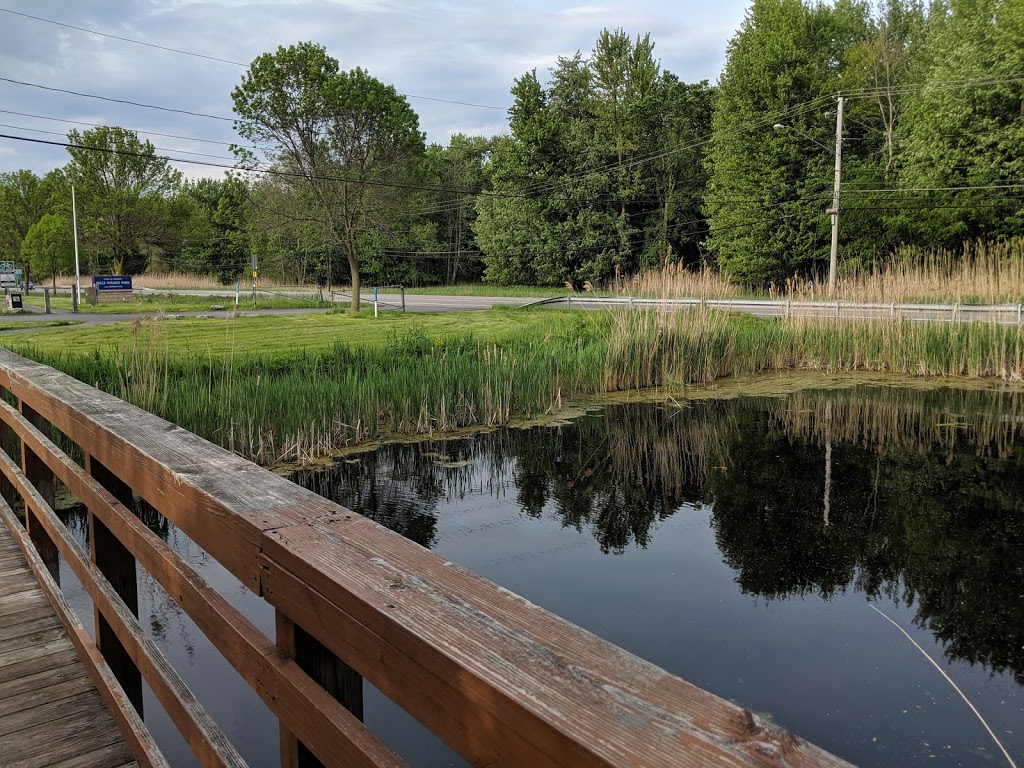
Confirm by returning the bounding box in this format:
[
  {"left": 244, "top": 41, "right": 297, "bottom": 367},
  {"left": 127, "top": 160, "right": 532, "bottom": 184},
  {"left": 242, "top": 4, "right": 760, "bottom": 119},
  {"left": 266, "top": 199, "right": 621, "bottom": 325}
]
[
  {"left": 0, "top": 292, "right": 1019, "bottom": 331},
  {"left": 0, "top": 292, "right": 537, "bottom": 330}
]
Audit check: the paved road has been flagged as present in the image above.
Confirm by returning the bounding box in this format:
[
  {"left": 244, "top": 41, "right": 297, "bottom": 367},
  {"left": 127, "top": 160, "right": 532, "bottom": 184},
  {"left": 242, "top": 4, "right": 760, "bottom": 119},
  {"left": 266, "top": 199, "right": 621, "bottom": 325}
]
[
  {"left": 1, "top": 292, "right": 1018, "bottom": 333},
  {"left": 0, "top": 292, "right": 537, "bottom": 331}
]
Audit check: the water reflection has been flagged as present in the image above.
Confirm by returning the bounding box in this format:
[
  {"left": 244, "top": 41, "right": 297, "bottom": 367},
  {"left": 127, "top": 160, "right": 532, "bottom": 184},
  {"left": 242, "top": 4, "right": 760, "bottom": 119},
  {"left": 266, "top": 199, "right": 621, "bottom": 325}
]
[{"left": 295, "top": 385, "right": 1024, "bottom": 685}]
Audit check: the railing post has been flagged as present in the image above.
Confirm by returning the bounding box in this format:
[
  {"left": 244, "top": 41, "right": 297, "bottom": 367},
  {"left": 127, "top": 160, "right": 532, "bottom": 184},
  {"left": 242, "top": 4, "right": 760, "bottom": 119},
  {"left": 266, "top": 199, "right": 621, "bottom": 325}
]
[
  {"left": 0, "top": 401, "right": 16, "bottom": 505},
  {"left": 86, "top": 454, "right": 145, "bottom": 717},
  {"left": 276, "top": 610, "right": 363, "bottom": 767},
  {"left": 18, "top": 402, "right": 59, "bottom": 584},
  {"left": 400, "top": 284, "right": 405, "bottom": 313}
]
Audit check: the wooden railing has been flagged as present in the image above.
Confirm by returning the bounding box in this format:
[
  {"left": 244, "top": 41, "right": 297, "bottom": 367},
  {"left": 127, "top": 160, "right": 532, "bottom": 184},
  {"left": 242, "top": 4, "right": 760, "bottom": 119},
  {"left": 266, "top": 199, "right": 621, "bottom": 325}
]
[{"left": 0, "top": 349, "right": 851, "bottom": 768}]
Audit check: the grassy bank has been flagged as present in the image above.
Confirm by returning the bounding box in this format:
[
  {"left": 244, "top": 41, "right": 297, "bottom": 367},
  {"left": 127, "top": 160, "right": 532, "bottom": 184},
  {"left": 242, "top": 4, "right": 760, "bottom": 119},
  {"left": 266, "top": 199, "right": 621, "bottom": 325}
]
[{"left": 5, "top": 307, "right": 1022, "bottom": 466}]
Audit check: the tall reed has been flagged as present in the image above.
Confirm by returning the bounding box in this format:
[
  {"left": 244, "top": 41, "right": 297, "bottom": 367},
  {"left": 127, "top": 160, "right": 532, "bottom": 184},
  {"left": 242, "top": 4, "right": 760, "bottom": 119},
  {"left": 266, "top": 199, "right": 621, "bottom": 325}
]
[
  {"left": 10, "top": 307, "right": 1023, "bottom": 466},
  {"left": 623, "top": 239, "right": 1024, "bottom": 304}
]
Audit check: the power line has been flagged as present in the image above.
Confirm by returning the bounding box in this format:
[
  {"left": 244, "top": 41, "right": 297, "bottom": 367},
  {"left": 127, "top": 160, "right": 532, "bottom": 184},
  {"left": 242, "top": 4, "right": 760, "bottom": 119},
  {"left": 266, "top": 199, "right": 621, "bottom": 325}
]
[
  {"left": 0, "top": 132, "right": 523, "bottom": 198},
  {"left": 0, "top": 76, "right": 238, "bottom": 123},
  {"left": 0, "top": 108, "right": 254, "bottom": 149},
  {"left": 0, "top": 123, "right": 236, "bottom": 161},
  {"left": 0, "top": 7, "right": 506, "bottom": 111}
]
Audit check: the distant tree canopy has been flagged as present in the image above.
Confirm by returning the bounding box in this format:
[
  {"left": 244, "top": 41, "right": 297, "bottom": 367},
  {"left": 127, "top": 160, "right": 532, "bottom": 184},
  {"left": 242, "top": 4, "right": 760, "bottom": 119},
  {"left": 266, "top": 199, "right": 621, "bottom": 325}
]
[
  {"left": 476, "top": 29, "right": 715, "bottom": 286},
  {"left": 1, "top": 8, "right": 1022, "bottom": 288}
]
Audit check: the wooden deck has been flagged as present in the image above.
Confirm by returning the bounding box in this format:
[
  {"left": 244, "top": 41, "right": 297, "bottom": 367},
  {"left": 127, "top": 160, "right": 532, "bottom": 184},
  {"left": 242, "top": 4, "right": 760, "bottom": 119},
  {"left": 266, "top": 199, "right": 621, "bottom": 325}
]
[{"left": 0, "top": 518, "right": 137, "bottom": 768}]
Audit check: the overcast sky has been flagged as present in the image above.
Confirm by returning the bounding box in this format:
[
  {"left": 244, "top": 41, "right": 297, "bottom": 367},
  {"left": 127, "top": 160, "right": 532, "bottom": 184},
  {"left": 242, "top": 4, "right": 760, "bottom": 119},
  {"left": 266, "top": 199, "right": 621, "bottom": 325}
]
[{"left": 0, "top": 1, "right": 750, "bottom": 179}]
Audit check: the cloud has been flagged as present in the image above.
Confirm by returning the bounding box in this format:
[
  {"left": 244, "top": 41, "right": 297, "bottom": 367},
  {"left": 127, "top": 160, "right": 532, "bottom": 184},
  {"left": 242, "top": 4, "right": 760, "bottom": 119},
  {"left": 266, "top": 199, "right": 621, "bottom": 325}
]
[{"left": 0, "top": 0, "right": 750, "bottom": 177}]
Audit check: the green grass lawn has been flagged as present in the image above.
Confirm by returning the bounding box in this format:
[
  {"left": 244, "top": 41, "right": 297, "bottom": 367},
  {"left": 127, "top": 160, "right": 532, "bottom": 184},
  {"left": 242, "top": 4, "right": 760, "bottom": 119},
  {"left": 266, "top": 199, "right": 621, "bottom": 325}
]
[
  {"left": 0, "top": 319, "right": 81, "bottom": 332},
  {"left": 19, "top": 292, "right": 330, "bottom": 314},
  {"left": 3, "top": 307, "right": 585, "bottom": 359}
]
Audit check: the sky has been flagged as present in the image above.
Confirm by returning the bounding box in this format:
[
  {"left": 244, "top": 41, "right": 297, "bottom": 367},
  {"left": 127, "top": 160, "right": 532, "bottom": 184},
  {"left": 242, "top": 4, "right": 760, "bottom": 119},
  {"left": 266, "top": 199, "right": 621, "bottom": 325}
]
[{"left": 0, "top": 1, "right": 751, "bottom": 179}]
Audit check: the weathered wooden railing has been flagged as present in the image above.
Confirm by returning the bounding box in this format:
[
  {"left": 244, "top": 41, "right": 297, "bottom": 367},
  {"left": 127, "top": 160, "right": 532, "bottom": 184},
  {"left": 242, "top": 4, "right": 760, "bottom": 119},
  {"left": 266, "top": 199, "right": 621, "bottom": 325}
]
[{"left": 0, "top": 348, "right": 851, "bottom": 767}]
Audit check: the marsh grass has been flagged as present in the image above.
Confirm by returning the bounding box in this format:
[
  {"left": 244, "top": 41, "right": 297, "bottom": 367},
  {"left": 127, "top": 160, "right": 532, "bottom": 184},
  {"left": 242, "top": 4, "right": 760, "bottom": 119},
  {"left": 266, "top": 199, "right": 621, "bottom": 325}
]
[{"left": 10, "top": 306, "right": 1023, "bottom": 466}]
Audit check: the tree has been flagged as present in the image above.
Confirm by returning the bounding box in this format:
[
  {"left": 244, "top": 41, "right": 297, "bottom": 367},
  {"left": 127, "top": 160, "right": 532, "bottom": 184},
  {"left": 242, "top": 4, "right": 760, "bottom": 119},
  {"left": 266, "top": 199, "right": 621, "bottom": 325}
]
[
  {"left": 892, "top": 0, "right": 1024, "bottom": 247},
  {"left": 231, "top": 42, "right": 425, "bottom": 310},
  {"left": 180, "top": 176, "right": 251, "bottom": 282},
  {"left": 64, "top": 126, "right": 183, "bottom": 275},
  {"left": 476, "top": 30, "right": 713, "bottom": 286},
  {"left": 422, "top": 135, "right": 490, "bottom": 285},
  {"left": 704, "top": 0, "right": 870, "bottom": 283},
  {"left": 0, "top": 170, "right": 49, "bottom": 263},
  {"left": 20, "top": 213, "right": 75, "bottom": 288}
]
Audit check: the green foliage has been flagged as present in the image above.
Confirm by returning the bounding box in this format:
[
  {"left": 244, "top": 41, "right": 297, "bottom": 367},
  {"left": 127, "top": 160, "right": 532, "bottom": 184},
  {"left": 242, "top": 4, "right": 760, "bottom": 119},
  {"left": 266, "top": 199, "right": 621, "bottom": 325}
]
[
  {"left": 476, "top": 30, "right": 715, "bottom": 286},
  {"left": 20, "top": 213, "right": 74, "bottom": 287},
  {"left": 64, "top": 126, "right": 184, "bottom": 275},
  {"left": 892, "top": 0, "right": 1024, "bottom": 246},
  {"left": 0, "top": 170, "right": 50, "bottom": 263},
  {"left": 179, "top": 176, "right": 250, "bottom": 282},
  {"left": 232, "top": 42, "right": 425, "bottom": 307},
  {"left": 705, "top": 0, "right": 871, "bottom": 284}
]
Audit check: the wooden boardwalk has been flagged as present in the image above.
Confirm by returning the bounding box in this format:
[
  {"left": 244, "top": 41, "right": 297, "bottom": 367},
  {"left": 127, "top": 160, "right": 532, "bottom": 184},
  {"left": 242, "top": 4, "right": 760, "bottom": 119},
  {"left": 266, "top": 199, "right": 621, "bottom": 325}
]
[{"left": 0, "top": 518, "right": 136, "bottom": 768}]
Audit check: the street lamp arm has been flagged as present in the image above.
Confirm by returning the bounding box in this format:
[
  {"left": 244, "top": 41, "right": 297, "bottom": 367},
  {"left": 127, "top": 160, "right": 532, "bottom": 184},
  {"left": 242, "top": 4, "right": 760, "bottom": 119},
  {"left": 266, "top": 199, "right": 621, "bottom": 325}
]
[{"left": 772, "top": 123, "right": 832, "bottom": 152}]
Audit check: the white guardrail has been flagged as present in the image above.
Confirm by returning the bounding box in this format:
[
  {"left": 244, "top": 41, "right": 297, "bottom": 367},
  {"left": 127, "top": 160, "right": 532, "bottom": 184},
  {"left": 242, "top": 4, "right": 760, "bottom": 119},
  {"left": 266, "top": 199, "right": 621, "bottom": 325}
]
[{"left": 528, "top": 295, "right": 1024, "bottom": 325}]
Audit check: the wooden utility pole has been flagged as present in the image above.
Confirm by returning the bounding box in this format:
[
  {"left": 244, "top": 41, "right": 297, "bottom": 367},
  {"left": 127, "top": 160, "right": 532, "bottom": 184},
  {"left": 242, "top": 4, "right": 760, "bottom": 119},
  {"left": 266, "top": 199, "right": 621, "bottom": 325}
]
[{"left": 826, "top": 95, "right": 844, "bottom": 296}]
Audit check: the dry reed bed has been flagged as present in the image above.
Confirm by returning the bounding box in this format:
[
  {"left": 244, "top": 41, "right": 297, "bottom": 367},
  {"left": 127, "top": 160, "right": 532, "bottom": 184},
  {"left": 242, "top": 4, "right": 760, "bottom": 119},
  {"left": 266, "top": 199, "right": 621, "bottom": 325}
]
[
  {"left": 614, "top": 240, "right": 1024, "bottom": 305},
  {"left": 11, "top": 307, "right": 1024, "bottom": 466}
]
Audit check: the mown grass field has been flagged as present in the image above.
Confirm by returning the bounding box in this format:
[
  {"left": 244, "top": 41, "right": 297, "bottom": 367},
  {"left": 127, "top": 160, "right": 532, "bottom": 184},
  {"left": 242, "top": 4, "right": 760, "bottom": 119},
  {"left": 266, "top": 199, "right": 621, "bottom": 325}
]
[{"left": 19, "top": 291, "right": 331, "bottom": 314}]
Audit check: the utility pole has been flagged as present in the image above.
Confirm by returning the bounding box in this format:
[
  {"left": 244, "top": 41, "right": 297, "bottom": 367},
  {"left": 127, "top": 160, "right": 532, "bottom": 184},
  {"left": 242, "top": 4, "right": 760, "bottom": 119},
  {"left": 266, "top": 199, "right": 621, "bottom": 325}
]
[
  {"left": 71, "top": 184, "right": 81, "bottom": 313},
  {"left": 826, "top": 95, "right": 844, "bottom": 296}
]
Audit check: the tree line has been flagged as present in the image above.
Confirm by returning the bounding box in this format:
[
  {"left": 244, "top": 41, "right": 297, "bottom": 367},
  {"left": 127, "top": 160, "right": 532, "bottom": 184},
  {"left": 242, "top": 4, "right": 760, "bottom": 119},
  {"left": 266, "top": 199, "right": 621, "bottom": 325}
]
[{"left": 0, "top": 0, "right": 1020, "bottom": 292}]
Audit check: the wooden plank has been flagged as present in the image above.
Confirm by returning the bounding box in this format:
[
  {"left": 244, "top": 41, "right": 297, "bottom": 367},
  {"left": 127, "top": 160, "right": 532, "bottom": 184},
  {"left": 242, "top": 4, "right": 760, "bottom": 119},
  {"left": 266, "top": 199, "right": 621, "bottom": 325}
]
[
  {"left": 0, "top": 702, "right": 127, "bottom": 768},
  {"left": 0, "top": 611, "right": 60, "bottom": 643},
  {"left": 18, "top": 401, "right": 59, "bottom": 585},
  {"left": 0, "top": 625, "right": 69, "bottom": 655},
  {"left": 0, "top": 455, "right": 245, "bottom": 768},
  {"left": 42, "top": 740, "right": 137, "bottom": 768},
  {"left": 87, "top": 454, "right": 144, "bottom": 717},
  {"left": 0, "top": 689, "right": 106, "bottom": 739},
  {"left": 263, "top": 517, "right": 854, "bottom": 768},
  {"left": 0, "top": 636, "right": 75, "bottom": 676},
  {"left": 0, "top": 501, "right": 169, "bottom": 768},
  {"left": 0, "top": 353, "right": 312, "bottom": 593},
  {"left": 0, "top": 675, "right": 96, "bottom": 724},
  {"left": 0, "top": 649, "right": 81, "bottom": 686},
  {"left": 0, "top": 659, "right": 88, "bottom": 700},
  {"left": 0, "top": 589, "right": 49, "bottom": 618},
  {"left": 0, "top": 395, "right": 404, "bottom": 768}
]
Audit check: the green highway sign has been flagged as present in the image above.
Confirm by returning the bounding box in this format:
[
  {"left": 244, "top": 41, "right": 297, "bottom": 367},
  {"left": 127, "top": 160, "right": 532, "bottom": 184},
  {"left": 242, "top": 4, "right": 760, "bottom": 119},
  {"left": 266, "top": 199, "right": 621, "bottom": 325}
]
[{"left": 0, "top": 261, "right": 14, "bottom": 273}]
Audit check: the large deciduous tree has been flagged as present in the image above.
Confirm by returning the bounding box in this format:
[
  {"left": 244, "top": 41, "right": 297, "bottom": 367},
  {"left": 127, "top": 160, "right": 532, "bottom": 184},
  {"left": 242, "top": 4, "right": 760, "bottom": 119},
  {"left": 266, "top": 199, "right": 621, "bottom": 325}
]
[
  {"left": 704, "top": 0, "right": 870, "bottom": 284},
  {"left": 65, "top": 126, "right": 183, "bottom": 275},
  {"left": 231, "top": 41, "right": 425, "bottom": 310},
  {"left": 892, "top": 0, "right": 1024, "bottom": 247}
]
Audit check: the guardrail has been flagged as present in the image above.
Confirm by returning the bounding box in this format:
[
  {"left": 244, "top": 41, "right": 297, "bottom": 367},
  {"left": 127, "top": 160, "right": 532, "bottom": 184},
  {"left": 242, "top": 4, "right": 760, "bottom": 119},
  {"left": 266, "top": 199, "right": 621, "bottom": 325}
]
[
  {"left": 0, "top": 349, "right": 851, "bottom": 767},
  {"left": 532, "top": 295, "right": 1024, "bottom": 325}
]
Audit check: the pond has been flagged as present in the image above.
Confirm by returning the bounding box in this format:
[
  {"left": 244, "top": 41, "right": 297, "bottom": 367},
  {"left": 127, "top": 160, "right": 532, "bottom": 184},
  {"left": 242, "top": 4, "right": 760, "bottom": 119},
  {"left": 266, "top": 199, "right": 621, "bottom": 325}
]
[{"left": 56, "top": 379, "right": 1024, "bottom": 767}]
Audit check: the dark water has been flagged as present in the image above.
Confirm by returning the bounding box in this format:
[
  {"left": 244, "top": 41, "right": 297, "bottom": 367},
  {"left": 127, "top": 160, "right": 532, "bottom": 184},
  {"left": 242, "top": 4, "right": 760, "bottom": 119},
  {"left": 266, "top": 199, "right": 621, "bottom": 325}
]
[{"left": 56, "top": 383, "right": 1024, "bottom": 766}]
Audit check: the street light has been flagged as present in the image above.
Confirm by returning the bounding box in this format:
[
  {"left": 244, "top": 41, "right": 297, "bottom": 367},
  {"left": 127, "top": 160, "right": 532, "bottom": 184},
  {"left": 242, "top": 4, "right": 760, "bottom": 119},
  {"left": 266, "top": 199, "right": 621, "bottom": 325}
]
[{"left": 773, "top": 95, "right": 845, "bottom": 296}]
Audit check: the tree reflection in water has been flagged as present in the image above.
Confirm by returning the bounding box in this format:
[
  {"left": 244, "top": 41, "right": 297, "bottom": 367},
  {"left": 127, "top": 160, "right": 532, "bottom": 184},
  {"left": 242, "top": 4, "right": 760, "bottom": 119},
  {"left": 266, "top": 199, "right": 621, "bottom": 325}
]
[{"left": 296, "top": 385, "right": 1024, "bottom": 683}]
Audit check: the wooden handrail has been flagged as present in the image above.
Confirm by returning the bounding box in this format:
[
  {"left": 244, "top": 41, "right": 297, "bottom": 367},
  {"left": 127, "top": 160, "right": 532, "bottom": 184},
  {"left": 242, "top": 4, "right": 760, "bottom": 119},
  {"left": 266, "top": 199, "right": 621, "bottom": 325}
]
[{"left": 0, "top": 349, "right": 853, "bottom": 767}]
